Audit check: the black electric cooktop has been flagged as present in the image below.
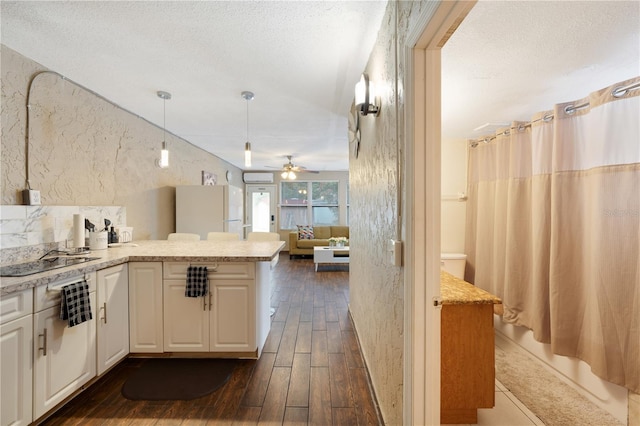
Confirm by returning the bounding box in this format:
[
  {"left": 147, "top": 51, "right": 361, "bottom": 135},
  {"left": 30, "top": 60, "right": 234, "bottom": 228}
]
[{"left": 0, "top": 257, "right": 100, "bottom": 277}]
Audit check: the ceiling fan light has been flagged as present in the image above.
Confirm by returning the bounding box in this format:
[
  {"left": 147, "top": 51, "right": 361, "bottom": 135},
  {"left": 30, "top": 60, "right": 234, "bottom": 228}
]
[
  {"left": 281, "top": 171, "right": 288, "bottom": 179},
  {"left": 289, "top": 171, "right": 296, "bottom": 180}
]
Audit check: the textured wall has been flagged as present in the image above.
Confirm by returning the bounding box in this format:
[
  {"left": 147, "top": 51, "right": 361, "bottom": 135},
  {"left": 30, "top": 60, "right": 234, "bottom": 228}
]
[
  {"left": 1, "top": 45, "right": 243, "bottom": 240},
  {"left": 348, "top": 2, "right": 427, "bottom": 424}
]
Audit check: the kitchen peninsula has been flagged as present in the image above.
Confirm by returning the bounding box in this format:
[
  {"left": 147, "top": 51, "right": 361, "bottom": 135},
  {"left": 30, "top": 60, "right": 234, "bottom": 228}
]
[
  {"left": 1, "top": 239, "right": 284, "bottom": 296},
  {"left": 1, "top": 240, "right": 283, "bottom": 424},
  {"left": 2, "top": 239, "right": 284, "bottom": 357}
]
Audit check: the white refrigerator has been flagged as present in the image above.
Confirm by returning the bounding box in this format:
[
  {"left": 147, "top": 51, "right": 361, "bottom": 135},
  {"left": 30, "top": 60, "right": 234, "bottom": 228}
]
[{"left": 175, "top": 185, "right": 244, "bottom": 240}]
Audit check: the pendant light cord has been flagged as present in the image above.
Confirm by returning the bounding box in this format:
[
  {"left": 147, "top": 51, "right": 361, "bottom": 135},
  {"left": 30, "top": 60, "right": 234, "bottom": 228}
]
[
  {"left": 157, "top": 90, "right": 171, "bottom": 150},
  {"left": 246, "top": 97, "right": 249, "bottom": 142}
]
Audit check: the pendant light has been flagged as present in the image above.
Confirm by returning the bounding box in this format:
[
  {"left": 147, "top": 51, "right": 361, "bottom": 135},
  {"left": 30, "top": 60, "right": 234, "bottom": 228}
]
[
  {"left": 157, "top": 90, "right": 171, "bottom": 168},
  {"left": 241, "top": 91, "right": 254, "bottom": 168}
]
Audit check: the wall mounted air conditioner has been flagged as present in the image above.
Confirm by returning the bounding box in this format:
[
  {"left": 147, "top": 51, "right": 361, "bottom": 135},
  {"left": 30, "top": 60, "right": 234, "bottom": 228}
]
[{"left": 243, "top": 172, "right": 274, "bottom": 184}]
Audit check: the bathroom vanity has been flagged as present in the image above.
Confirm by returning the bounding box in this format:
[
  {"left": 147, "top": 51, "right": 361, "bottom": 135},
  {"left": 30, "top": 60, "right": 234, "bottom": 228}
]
[{"left": 440, "top": 270, "right": 502, "bottom": 424}]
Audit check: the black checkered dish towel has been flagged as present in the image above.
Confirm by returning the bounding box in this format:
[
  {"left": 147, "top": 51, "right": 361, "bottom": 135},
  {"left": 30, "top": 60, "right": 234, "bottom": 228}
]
[
  {"left": 60, "top": 280, "right": 92, "bottom": 327},
  {"left": 186, "top": 265, "right": 208, "bottom": 297}
]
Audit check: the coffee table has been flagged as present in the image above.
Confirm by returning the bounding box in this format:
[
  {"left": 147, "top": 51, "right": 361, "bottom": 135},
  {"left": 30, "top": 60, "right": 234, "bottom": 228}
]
[{"left": 313, "top": 246, "right": 350, "bottom": 272}]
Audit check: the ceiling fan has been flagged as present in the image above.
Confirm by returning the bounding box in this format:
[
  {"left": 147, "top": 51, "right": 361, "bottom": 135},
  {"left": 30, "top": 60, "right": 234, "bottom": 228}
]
[{"left": 267, "top": 155, "right": 318, "bottom": 179}]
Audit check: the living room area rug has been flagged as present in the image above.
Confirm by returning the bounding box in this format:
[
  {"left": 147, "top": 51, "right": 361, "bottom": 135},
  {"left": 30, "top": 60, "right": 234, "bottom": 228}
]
[{"left": 121, "top": 358, "right": 237, "bottom": 400}]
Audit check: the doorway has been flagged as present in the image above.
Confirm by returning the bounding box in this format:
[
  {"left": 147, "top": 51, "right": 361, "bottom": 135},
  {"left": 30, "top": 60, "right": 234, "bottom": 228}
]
[
  {"left": 404, "top": 1, "right": 476, "bottom": 424},
  {"left": 245, "top": 185, "right": 277, "bottom": 237}
]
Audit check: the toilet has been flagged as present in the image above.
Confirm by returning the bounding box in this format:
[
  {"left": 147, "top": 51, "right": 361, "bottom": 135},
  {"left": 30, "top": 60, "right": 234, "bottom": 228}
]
[{"left": 441, "top": 253, "right": 467, "bottom": 280}]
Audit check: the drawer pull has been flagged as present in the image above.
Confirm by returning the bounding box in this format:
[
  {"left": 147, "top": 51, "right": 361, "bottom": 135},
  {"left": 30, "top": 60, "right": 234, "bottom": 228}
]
[
  {"left": 39, "top": 328, "right": 48, "bottom": 356},
  {"left": 209, "top": 291, "right": 213, "bottom": 311},
  {"left": 101, "top": 302, "right": 107, "bottom": 324},
  {"left": 47, "top": 275, "right": 91, "bottom": 292},
  {"left": 187, "top": 263, "right": 217, "bottom": 272}
]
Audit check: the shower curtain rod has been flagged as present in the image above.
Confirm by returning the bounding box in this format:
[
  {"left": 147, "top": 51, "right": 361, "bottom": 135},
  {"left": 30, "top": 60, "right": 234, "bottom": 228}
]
[{"left": 469, "top": 80, "right": 640, "bottom": 148}]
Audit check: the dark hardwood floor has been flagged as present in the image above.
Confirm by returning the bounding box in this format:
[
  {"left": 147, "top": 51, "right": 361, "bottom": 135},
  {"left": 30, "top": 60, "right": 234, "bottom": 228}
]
[{"left": 41, "top": 255, "right": 382, "bottom": 425}]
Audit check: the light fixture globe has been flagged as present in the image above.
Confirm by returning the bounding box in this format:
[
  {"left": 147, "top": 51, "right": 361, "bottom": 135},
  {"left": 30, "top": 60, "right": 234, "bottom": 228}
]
[
  {"left": 281, "top": 170, "right": 296, "bottom": 180},
  {"left": 355, "top": 73, "right": 380, "bottom": 116},
  {"left": 245, "top": 142, "right": 252, "bottom": 168},
  {"left": 159, "top": 143, "right": 169, "bottom": 168}
]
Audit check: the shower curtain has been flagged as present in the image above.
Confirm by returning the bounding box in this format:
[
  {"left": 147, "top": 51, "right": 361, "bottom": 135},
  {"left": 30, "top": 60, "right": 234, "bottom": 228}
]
[{"left": 465, "top": 77, "right": 640, "bottom": 392}]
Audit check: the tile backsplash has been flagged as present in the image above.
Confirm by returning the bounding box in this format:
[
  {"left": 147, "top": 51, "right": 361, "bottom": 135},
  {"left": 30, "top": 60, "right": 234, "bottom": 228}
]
[{"left": 0, "top": 205, "right": 125, "bottom": 264}]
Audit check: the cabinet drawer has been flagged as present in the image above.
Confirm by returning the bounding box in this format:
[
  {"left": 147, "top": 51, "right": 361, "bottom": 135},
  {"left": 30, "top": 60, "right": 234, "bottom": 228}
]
[
  {"left": 163, "top": 262, "right": 254, "bottom": 280},
  {"left": 34, "top": 272, "right": 97, "bottom": 312},
  {"left": 0, "top": 289, "right": 33, "bottom": 325}
]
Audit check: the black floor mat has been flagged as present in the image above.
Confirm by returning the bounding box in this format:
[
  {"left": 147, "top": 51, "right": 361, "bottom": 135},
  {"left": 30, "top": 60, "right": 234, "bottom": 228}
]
[{"left": 121, "top": 358, "right": 236, "bottom": 400}]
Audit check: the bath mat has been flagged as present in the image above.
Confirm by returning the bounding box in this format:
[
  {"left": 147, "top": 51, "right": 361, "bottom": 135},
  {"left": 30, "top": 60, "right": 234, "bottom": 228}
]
[
  {"left": 122, "top": 358, "right": 237, "bottom": 400},
  {"left": 494, "top": 344, "right": 622, "bottom": 425}
]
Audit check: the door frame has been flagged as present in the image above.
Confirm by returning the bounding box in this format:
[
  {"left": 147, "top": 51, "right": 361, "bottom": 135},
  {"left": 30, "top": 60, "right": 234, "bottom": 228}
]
[
  {"left": 245, "top": 184, "right": 277, "bottom": 237},
  {"left": 403, "top": 2, "right": 476, "bottom": 424}
]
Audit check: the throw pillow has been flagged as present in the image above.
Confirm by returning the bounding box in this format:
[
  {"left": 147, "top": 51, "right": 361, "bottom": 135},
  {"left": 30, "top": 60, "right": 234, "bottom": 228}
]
[{"left": 297, "top": 225, "right": 314, "bottom": 240}]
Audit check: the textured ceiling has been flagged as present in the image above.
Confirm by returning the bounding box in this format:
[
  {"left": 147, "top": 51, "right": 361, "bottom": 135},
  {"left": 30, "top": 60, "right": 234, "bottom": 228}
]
[
  {"left": 442, "top": 0, "right": 640, "bottom": 141},
  {"left": 1, "top": 1, "right": 639, "bottom": 171},
  {"left": 1, "top": 1, "right": 388, "bottom": 171}
]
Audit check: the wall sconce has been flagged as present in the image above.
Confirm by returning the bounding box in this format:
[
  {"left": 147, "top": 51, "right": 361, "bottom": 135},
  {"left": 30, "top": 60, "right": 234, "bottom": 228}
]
[
  {"left": 157, "top": 90, "right": 171, "bottom": 168},
  {"left": 355, "top": 73, "right": 380, "bottom": 116}
]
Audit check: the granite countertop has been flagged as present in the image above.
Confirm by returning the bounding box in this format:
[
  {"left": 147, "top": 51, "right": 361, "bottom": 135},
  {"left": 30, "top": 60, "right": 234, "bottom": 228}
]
[
  {"left": 440, "top": 270, "right": 502, "bottom": 305},
  {"left": 0, "top": 240, "right": 284, "bottom": 296}
]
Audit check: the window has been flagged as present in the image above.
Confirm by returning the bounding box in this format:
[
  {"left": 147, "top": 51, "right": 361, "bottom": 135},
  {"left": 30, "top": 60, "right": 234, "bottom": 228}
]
[
  {"left": 311, "top": 181, "right": 339, "bottom": 226},
  {"left": 280, "top": 181, "right": 340, "bottom": 229},
  {"left": 281, "top": 181, "right": 308, "bottom": 230}
]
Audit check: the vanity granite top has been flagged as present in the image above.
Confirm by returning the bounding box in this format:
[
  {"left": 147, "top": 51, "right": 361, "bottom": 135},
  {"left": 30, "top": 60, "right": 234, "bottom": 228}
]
[
  {"left": 0, "top": 240, "right": 284, "bottom": 296},
  {"left": 440, "top": 270, "right": 502, "bottom": 305}
]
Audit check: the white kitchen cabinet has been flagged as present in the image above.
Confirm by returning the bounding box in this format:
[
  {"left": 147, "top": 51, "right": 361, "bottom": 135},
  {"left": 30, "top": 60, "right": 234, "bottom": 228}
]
[
  {"left": 33, "top": 275, "right": 96, "bottom": 420},
  {"left": 163, "top": 279, "right": 209, "bottom": 352},
  {"left": 210, "top": 280, "right": 254, "bottom": 351},
  {"left": 128, "top": 262, "right": 163, "bottom": 353},
  {"left": 96, "top": 264, "right": 129, "bottom": 375},
  {"left": 1, "top": 289, "right": 33, "bottom": 426},
  {"left": 163, "top": 262, "right": 258, "bottom": 353}
]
